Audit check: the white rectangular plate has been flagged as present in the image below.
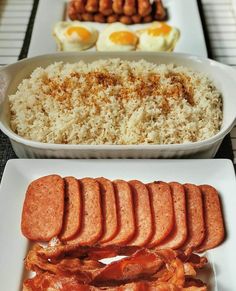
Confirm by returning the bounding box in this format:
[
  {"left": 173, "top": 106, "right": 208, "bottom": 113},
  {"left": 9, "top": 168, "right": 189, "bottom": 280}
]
[
  {"left": 0, "top": 159, "right": 235, "bottom": 290},
  {"left": 28, "top": 0, "right": 207, "bottom": 57}
]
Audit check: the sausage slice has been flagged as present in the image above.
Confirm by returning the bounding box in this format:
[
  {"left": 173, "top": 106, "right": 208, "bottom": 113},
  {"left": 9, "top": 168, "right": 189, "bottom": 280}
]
[
  {"left": 156, "top": 182, "right": 187, "bottom": 249},
  {"left": 182, "top": 184, "right": 205, "bottom": 250},
  {"left": 59, "top": 177, "right": 82, "bottom": 241},
  {"left": 21, "top": 175, "right": 64, "bottom": 241},
  {"left": 67, "top": 178, "right": 103, "bottom": 246},
  {"left": 96, "top": 177, "right": 118, "bottom": 244},
  {"left": 147, "top": 181, "right": 174, "bottom": 248},
  {"left": 197, "top": 185, "right": 225, "bottom": 252},
  {"left": 104, "top": 180, "right": 136, "bottom": 246},
  {"left": 128, "top": 180, "right": 153, "bottom": 247}
]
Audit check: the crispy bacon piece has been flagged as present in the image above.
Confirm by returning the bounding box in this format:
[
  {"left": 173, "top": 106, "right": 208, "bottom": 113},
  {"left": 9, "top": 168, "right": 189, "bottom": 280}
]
[
  {"left": 25, "top": 245, "right": 104, "bottom": 284},
  {"left": 23, "top": 272, "right": 185, "bottom": 291},
  {"left": 36, "top": 243, "right": 139, "bottom": 260},
  {"left": 92, "top": 249, "right": 164, "bottom": 284}
]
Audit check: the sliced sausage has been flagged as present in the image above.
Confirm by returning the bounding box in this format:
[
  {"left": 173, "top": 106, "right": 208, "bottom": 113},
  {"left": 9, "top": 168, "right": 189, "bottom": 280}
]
[
  {"left": 67, "top": 178, "right": 103, "bottom": 246},
  {"left": 197, "top": 185, "right": 225, "bottom": 252},
  {"left": 96, "top": 177, "right": 118, "bottom": 244},
  {"left": 104, "top": 180, "right": 136, "bottom": 246},
  {"left": 157, "top": 182, "right": 187, "bottom": 249},
  {"left": 182, "top": 184, "right": 205, "bottom": 250},
  {"left": 59, "top": 177, "right": 82, "bottom": 241},
  {"left": 128, "top": 180, "right": 153, "bottom": 247},
  {"left": 21, "top": 175, "right": 64, "bottom": 241},
  {"left": 147, "top": 181, "right": 174, "bottom": 248}
]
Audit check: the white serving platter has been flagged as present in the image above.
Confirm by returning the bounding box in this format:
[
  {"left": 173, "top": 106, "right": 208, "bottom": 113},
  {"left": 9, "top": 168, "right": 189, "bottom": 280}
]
[
  {"left": 28, "top": 0, "right": 208, "bottom": 57},
  {"left": 0, "top": 159, "right": 235, "bottom": 290}
]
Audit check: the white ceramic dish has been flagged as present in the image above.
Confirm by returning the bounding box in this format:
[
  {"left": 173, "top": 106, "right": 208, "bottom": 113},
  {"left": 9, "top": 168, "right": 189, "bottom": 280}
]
[
  {"left": 0, "top": 158, "right": 236, "bottom": 290},
  {"left": 0, "top": 52, "right": 236, "bottom": 159},
  {"left": 0, "top": 52, "right": 236, "bottom": 158},
  {"left": 28, "top": 0, "right": 208, "bottom": 57}
]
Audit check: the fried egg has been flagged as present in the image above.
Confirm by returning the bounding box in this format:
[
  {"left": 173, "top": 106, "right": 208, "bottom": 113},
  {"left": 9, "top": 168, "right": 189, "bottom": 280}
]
[
  {"left": 53, "top": 21, "right": 98, "bottom": 51},
  {"left": 96, "top": 23, "right": 138, "bottom": 51},
  {"left": 137, "top": 22, "right": 180, "bottom": 52}
]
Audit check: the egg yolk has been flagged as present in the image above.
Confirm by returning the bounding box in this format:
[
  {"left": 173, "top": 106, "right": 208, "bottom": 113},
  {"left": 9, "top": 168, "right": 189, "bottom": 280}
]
[
  {"left": 147, "top": 23, "right": 172, "bottom": 36},
  {"left": 65, "top": 26, "right": 91, "bottom": 41},
  {"left": 109, "top": 31, "right": 138, "bottom": 46}
]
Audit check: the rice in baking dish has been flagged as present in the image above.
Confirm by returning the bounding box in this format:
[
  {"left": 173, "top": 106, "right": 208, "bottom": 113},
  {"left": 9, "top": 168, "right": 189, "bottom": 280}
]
[{"left": 9, "top": 59, "right": 222, "bottom": 144}]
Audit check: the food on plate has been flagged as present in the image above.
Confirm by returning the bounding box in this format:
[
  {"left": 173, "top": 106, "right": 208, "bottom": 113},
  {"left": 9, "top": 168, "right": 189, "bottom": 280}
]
[
  {"left": 59, "top": 177, "right": 82, "bottom": 241},
  {"left": 128, "top": 180, "right": 153, "bottom": 246},
  {"left": 67, "top": 178, "right": 103, "bottom": 245},
  {"left": 147, "top": 182, "right": 174, "bottom": 247},
  {"left": 21, "top": 175, "right": 64, "bottom": 241},
  {"left": 67, "top": 0, "right": 167, "bottom": 24},
  {"left": 197, "top": 185, "right": 225, "bottom": 252},
  {"left": 157, "top": 182, "right": 188, "bottom": 249},
  {"left": 53, "top": 21, "right": 98, "bottom": 51},
  {"left": 96, "top": 177, "right": 118, "bottom": 244},
  {"left": 21, "top": 175, "right": 225, "bottom": 252},
  {"left": 137, "top": 0, "right": 152, "bottom": 17},
  {"left": 9, "top": 59, "right": 222, "bottom": 145},
  {"left": 103, "top": 180, "right": 136, "bottom": 245},
  {"left": 23, "top": 246, "right": 208, "bottom": 291},
  {"left": 137, "top": 22, "right": 180, "bottom": 51},
  {"left": 96, "top": 23, "right": 138, "bottom": 51},
  {"left": 182, "top": 184, "right": 206, "bottom": 250}
]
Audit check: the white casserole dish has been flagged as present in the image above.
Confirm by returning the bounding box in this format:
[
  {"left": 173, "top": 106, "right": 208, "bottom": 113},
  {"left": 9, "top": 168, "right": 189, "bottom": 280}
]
[{"left": 0, "top": 52, "right": 235, "bottom": 159}]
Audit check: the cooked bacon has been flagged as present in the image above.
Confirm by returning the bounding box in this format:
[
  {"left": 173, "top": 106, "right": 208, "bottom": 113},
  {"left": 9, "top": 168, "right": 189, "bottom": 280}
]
[
  {"left": 25, "top": 245, "right": 104, "bottom": 284},
  {"left": 92, "top": 249, "right": 164, "bottom": 284},
  {"left": 37, "top": 243, "right": 140, "bottom": 260},
  {"left": 23, "top": 272, "right": 185, "bottom": 291}
]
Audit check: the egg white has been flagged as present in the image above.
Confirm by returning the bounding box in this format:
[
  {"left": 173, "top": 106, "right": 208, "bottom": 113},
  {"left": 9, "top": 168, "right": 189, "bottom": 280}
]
[
  {"left": 53, "top": 21, "right": 98, "bottom": 51},
  {"left": 96, "top": 23, "right": 138, "bottom": 51}
]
